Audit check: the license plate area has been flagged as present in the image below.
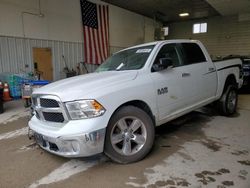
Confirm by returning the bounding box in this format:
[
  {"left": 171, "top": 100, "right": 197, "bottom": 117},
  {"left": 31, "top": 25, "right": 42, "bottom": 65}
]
[{"left": 34, "top": 133, "right": 47, "bottom": 147}]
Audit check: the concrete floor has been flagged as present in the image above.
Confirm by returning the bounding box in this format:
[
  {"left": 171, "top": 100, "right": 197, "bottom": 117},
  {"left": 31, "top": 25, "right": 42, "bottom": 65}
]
[{"left": 0, "top": 95, "right": 249, "bottom": 188}]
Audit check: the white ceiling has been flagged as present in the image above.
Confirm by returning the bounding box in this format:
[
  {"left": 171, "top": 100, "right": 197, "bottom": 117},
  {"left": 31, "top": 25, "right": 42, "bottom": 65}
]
[{"left": 206, "top": 0, "right": 250, "bottom": 16}]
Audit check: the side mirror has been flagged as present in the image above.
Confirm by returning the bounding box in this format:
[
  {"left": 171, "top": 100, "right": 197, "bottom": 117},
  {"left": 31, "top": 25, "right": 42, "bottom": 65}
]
[{"left": 152, "top": 58, "right": 173, "bottom": 72}]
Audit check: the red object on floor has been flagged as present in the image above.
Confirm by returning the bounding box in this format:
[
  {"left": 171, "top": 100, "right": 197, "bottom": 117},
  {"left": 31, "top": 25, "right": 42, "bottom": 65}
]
[{"left": 3, "top": 82, "right": 12, "bottom": 101}]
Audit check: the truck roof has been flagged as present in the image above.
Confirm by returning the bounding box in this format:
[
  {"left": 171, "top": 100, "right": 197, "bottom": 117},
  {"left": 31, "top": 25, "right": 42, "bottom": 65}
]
[{"left": 123, "top": 39, "right": 201, "bottom": 51}]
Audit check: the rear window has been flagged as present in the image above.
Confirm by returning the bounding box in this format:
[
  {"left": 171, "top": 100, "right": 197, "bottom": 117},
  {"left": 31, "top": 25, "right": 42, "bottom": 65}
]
[{"left": 181, "top": 43, "right": 206, "bottom": 65}]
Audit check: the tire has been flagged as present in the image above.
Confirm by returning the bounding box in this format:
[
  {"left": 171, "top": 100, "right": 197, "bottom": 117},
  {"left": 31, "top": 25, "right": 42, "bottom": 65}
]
[
  {"left": 104, "top": 106, "right": 155, "bottom": 164},
  {"left": 218, "top": 84, "right": 238, "bottom": 116},
  {"left": 0, "top": 100, "right": 3, "bottom": 114}
]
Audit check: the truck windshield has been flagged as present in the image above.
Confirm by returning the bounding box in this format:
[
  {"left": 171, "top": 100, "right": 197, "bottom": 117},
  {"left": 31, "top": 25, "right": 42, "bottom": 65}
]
[{"left": 96, "top": 45, "right": 155, "bottom": 72}]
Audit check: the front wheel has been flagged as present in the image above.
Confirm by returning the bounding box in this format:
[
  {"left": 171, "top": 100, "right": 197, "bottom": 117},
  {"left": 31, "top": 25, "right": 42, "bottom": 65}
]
[
  {"left": 218, "top": 85, "right": 238, "bottom": 116},
  {"left": 104, "top": 106, "right": 155, "bottom": 164}
]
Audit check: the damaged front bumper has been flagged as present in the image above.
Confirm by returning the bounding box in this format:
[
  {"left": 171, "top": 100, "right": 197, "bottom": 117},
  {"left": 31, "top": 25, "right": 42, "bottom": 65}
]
[
  {"left": 29, "top": 129, "right": 105, "bottom": 157},
  {"left": 28, "top": 116, "right": 106, "bottom": 157}
]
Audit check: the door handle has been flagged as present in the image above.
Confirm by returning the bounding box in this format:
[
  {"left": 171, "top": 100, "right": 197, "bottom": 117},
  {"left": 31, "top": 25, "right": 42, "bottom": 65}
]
[
  {"left": 208, "top": 67, "right": 215, "bottom": 71},
  {"left": 182, "top": 73, "right": 191, "bottom": 77}
]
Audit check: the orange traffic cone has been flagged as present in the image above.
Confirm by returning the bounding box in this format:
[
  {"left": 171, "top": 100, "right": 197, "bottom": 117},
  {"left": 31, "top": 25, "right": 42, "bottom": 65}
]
[
  {"left": 3, "top": 82, "right": 12, "bottom": 101},
  {"left": 0, "top": 81, "right": 3, "bottom": 88}
]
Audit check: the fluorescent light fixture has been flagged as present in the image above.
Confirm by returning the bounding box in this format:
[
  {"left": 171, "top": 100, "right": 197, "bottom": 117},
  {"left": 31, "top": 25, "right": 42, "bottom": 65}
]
[{"left": 179, "top": 13, "right": 189, "bottom": 17}]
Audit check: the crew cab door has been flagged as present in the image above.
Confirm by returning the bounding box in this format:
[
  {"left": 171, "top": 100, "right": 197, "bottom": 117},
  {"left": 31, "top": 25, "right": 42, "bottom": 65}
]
[
  {"left": 180, "top": 43, "right": 217, "bottom": 102},
  {"left": 150, "top": 43, "right": 195, "bottom": 121}
]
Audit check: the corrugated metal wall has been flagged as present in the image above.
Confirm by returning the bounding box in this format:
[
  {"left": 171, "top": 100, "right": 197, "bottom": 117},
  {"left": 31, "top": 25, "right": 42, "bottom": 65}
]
[{"left": 0, "top": 35, "right": 98, "bottom": 81}]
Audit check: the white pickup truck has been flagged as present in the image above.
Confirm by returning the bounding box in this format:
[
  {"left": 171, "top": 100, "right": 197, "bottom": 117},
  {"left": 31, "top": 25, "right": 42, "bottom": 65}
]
[{"left": 29, "top": 40, "right": 243, "bottom": 164}]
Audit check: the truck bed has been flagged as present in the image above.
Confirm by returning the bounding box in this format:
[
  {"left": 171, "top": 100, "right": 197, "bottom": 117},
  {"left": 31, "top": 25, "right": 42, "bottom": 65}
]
[{"left": 214, "top": 58, "right": 243, "bottom": 99}]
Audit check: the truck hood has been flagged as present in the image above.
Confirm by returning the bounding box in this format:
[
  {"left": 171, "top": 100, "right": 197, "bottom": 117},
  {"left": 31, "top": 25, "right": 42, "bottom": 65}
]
[{"left": 33, "top": 71, "right": 138, "bottom": 102}]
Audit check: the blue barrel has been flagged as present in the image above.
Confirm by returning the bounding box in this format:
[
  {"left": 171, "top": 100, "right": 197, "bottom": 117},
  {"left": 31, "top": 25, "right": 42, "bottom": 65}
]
[{"left": 29, "top": 80, "right": 50, "bottom": 86}]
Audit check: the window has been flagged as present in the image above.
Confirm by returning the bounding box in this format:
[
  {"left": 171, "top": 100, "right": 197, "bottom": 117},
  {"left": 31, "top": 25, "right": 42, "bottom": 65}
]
[
  {"left": 193, "top": 23, "right": 207, "bottom": 34},
  {"left": 163, "top": 27, "right": 169, "bottom": 36},
  {"left": 96, "top": 45, "right": 155, "bottom": 72},
  {"left": 152, "top": 44, "right": 182, "bottom": 72},
  {"left": 181, "top": 43, "right": 206, "bottom": 65}
]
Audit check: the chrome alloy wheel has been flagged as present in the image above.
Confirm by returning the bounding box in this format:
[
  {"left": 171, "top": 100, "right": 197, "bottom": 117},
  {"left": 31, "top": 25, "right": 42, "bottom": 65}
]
[
  {"left": 110, "top": 116, "right": 147, "bottom": 156},
  {"left": 227, "top": 89, "right": 237, "bottom": 113}
]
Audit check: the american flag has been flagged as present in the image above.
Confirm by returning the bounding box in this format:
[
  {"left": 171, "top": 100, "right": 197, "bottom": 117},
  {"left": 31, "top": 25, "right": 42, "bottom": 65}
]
[{"left": 80, "top": 0, "right": 109, "bottom": 65}]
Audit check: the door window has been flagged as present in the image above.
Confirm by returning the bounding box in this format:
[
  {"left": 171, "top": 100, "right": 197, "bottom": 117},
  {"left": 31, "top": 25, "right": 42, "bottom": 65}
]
[
  {"left": 181, "top": 43, "right": 206, "bottom": 65},
  {"left": 152, "top": 44, "right": 183, "bottom": 72}
]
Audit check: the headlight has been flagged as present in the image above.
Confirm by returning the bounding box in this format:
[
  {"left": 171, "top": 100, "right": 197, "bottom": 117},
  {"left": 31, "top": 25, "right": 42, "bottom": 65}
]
[{"left": 65, "top": 100, "right": 106, "bottom": 119}]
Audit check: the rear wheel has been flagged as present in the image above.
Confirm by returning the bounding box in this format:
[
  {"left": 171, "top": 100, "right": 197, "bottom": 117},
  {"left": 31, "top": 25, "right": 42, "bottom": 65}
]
[
  {"left": 218, "top": 85, "right": 238, "bottom": 116},
  {"left": 104, "top": 106, "right": 155, "bottom": 164}
]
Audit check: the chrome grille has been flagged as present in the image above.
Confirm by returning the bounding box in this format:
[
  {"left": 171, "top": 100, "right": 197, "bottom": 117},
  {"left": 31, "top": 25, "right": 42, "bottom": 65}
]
[
  {"left": 32, "top": 95, "right": 68, "bottom": 123},
  {"left": 43, "top": 112, "right": 64, "bottom": 123},
  {"left": 40, "top": 98, "right": 59, "bottom": 108}
]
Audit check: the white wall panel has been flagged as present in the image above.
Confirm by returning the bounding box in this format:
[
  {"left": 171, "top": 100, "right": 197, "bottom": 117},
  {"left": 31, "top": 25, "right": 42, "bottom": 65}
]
[
  {"left": 0, "top": 0, "right": 159, "bottom": 80},
  {"left": 0, "top": 0, "right": 83, "bottom": 42},
  {"left": 0, "top": 0, "right": 159, "bottom": 48}
]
